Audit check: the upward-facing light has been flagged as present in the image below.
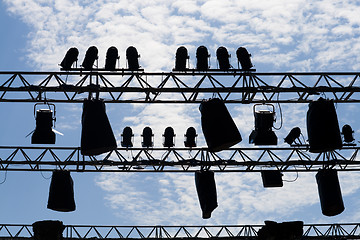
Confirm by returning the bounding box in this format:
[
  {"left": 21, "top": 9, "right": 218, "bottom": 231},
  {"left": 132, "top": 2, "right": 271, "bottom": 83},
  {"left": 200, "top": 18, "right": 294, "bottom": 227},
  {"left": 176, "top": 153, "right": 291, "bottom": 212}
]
[
  {"left": 174, "top": 46, "right": 189, "bottom": 71},
  {"left": 184, "top": 127, "right": 197, "bottom": 148},
  {"left": 236, "top": 47, "right": 253, "bottom": 70},
  {"left": 216, "top": 46, "right": 231, "bottom": 70},
  {"left": 142, "top": 127, "right": 154, "bottom": 148},
  {"left": 163, "top": 127, "right": 175, "bottom": 147},
  {"left": 82, "top": 46, "right": 98, "bottom": 70},
  {"left": 60, "top": 47, "right": 79, "bottom": 70},
  {"left": 342, "top": 124, "right": 354, "bottom": 143},
  {"left": 126, "top": 46, "right": 140, "bottom": 70},
  {"left": 196, "top": 46, "right": 210, "bottom": 71},
  {"left": 284, "top": 127, "right": 301, "bottom": 145},
  {"left": 121, "top": 126, "right": 133, "bottom": 148},
  {"left": 105, "top": 46, "right": 119, "bottom": 71}
]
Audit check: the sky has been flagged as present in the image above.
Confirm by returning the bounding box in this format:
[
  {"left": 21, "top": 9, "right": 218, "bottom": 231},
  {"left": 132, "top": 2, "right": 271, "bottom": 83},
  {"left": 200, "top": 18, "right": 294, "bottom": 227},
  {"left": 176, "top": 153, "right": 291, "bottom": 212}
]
[{"left": 1, "top": 0, "right": 360, "bottom": 232}]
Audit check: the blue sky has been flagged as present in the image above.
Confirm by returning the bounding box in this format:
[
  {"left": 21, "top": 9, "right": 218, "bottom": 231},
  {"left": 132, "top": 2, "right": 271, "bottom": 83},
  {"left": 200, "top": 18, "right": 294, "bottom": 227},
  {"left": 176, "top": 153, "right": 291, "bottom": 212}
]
[{"left": 1, "top": 0, "right": 360, "bottom": 229}]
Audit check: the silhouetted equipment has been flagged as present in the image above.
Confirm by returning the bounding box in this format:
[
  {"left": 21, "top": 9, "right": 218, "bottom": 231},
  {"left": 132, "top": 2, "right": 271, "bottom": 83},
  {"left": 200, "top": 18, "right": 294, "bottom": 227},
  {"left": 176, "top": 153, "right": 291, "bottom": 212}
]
[
  {"left": 200, "top": 98, "right": 242, "bottom": 152},
  {"left": 105, "top": 46, "right": 119, "bottom": 71},
  {"left": 32, "top": 220, "right": 65, "bottom": 240},
  {"left": 81, "top": 99, "right": 117, "bottom": 156},
  {"left": 121, "top": 126, "right": 134, "bottom": 148},
  {"left": 258, "top": 220, "right": 303, "bottom": 240},
  {"left": 195, "top": 170, "right": 218, "bottom": 219},
  {"left": 307, "top": 98, "right": 342, "bottom": 153},
  {"left": 261, "top": 170, "right": 283, "bottom": 187},
  {"left": 216, "top": 46, "right": 231, "bottom": 70},
  {"left": 342, "top": 124, "right": 354, "bottom": 143},
  {"left": 196, "top": 46, "right": 210, "bottom": 70},
  {"left": 316, "top": 168, "right": 345, "bottom": 216},
  {"left": 174, "top": 46, "right": 189, "bottom": 71},
  {"left": 126, "top": 46, "right": 140, "bottom": 70},
  {"left": 82, "top": 46, "right": 98, "bottom": 70},
  {"left": 142, "top": 126, "right": 154, "bottom": 148},
  {"left": 284, "top": 127, "right": 301, "bottom": 145},
  {"left": 236, "top": 47, "right": 253, "bottom": 70},
  {"left": 60, "top": 47, "right": 79, "bottom": 70},
  {"left": 163, "top": 127, "right": 175, "bottom": 147},
  {"left": 31, "top": 105, "right": 56, "bottom": 144},
  {"left": 47, "top": 170, "right": 76, "bottom": 212},
  {"left": 249, "top": 104, "right": 277, "bottom": 145},
  {"left": 184, "top": 127, "right": 197, "bottom": 148}
]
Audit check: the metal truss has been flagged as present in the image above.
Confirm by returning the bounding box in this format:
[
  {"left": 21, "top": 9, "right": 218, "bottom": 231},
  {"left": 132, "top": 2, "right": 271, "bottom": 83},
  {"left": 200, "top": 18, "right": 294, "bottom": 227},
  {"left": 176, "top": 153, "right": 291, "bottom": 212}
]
[
  {"left": 1, "top": 71, "right": 360, "bottom": 103},
  {"left": 0, "top": 145, "right": 359, "bottom": 172},
  {"left": 2, "top": 223, "right": 360, "bottom": 239}
]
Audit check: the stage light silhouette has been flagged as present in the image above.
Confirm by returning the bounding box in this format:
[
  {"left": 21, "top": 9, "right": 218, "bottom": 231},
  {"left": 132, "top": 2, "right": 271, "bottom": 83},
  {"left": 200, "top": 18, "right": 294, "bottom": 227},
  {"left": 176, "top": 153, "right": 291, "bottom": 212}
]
[
  {"left": 121, "top": 126, "right": 133, "bottom": 148},
  {"left": 196, "top": 46, "right": 210, "bottom": 70},
  {"left": 284, "top": 127, "right": 301, "bottom": 145},
  {"left": 342, "top": 124, "right": 354, "bottom": 143},
  {"left": 249, "top": 104, "right": 277, "bottom": 145},
  {"left": 258, "top": 221, "right": 303, "bottom": 240},
  {"left": 31, "top": 104, "right": 56, "bottom": 144},
  {"left": 184, "top": 127, "right": 197, "bottom": 148},
  {"left": 236, "top": 47, "right": 253, "bottom": 70},
  {"left": 261, "top": 170, "right": 283, "bottom": 187},
  {"left": 174, "top": 46, "right": 189, "bottom": 71},
  {"left": 60, "top": 47, "right": 79, "bottom": 70},
  {"left": 126, "top": 46, "right": 140, "bottom": 70},
  {"left": 32, "top": 220, "right": 65, "bottom": 240},
  {"left": 82, "top": 46, "right": 98, "bottom": 70},
  {"left": 163, "top": 127, "right": 175, "bottom": 147},
  {"left": 142, "top": 127, "right": 154, "bottom": 148},
  {"left": 105, "top": 46, "right": 119, "bottom": 71},
  {"left": 195, "top": 170, "right": 218, "bottom": 219},
  {"left": 216, "top": 46, "right": 231, "bottom": 70}
]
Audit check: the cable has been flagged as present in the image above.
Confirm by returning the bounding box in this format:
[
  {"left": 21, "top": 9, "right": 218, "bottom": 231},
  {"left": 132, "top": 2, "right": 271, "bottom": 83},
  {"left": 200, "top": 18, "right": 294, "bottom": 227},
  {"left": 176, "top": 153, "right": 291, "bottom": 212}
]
[
  {"left": 0, "top": 171, "right": 7, "bottom": 184},
  {"left": 283, "top": 166, "right": 299, "bottom": 183},
  {"left": 273, "top": 92, "right": 283, "bottom": 130}
]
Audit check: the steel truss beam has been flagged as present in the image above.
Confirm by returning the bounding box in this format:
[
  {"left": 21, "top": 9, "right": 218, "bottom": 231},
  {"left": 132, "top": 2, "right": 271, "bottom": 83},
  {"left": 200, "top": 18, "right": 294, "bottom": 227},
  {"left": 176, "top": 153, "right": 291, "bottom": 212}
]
[
  {"left": 2, "top": 223, "right": 360, "bottom": 239},
  {"left": 0, "top": 71, "right": 360, "bottom": 103},
  {"left": 0, "top": 146, "right": 359, "bottom": 172}
]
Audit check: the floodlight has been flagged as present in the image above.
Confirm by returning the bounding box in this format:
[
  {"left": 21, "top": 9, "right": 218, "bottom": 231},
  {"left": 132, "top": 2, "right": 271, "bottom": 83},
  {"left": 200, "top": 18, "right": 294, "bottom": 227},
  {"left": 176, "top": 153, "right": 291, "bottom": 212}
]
[
  {"left": 341, "top": 124, "right": 354, "bottom": 143},
  {"left": 184, "top": 127, "right": 197, "bottom": 148},
  {"left": 236, "top": 47, "right": 253, "bottom": 70},
  {"left": 196, "top": 46, "right": 210, "bottom": 70},
  {"left": 261, "top": 170, "right": 283, "bottom": 187},
  {"left": 126, "top": 46, "right": 140, "bottom": 70},
  {"left": 174, "top": 46, "right": 189, "bottom": 71},
  {"left": 47, "top": 170, "right": 76, "bottom": 212},
  {"left": 258, "top": 221, "right": 303, "bottom": 240},
  {"left": 32, "top": 220, "right": 65, "bottom": 240},
  {"left": 163, "top": 126, "right": 175, "bottom": 147},
  {"left": 60, "top": 47, "right": 79, "bottom": 70},
  {"left": 284, "top": 127, "right": 301, "bottom": 145},
  {"left": 142, "top": 126, "right": 154, "bottom": 148},
  {"left": 249, "top": 104, "right": 277, "bottom": 145},
  {"left": 195, "top": 170, "right": 218, "bottom": 219},
  {"left": 216, "top": 46, "right": 230, "bottom": 70},
  {"left": 81, "top": 99, "right": 117, "bottom": 156},
  {"left": 105, "top": 46, "right": 119, "bottom": 71},
  {"left": 31, "top": 104, "right": 56, "bottom": 144},
  {"left": 121, "top": 126, "right": 133, "bottom": 148},
  {"left": 82, "top": 46, "right": 98, "bottom": 70}
]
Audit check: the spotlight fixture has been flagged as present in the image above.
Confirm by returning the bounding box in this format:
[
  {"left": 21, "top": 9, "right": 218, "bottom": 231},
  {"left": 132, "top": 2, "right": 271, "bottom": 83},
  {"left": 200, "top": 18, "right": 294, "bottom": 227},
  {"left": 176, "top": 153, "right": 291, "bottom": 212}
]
[
  {"left": 249, "top": 104, "right": 277, "bottom": 145},
  {"left": 82, "top": 46, "right": 98, "bottom": 70},
  {"left": 31, "top": 104, "right": 56, "bottom": 144},
  {"left": 195, "top": 170, "right": 218, "bottom": 219},
  {"left": 216, "top": 46, "right": 231, "bottom": 70},
  {"left": 81, "top": 99, "right": 117, "bottom": 156},
  {"left": 258, "top": 221, "right": 303, "bottom": 240},
  {"left": 126, "top": 46, "right": 140, "bottom": 70},
  {"left": 105, "top": 46, "right": 119, "bottom": 71},
  {"left": 32, "top": 220, "right": 65, "bottom": 240},
  {"left": 163, "top": 126, "right": 175, "bottom": 147},
  {"left": 307, "top": 98, "right": 342, "bottom": 153},
  {"left": 142, "top": 126, "right": 154, "bottom": 148},
  {"left": 236, "top": 47, "right": 253, "bottom": 70},
  {"left": 184, "top": 127, "right": 197, "bottom": 148},
  {"left": 341, "top": 124, "right": 354, "bottom": 143},
  {"left": 196, "top": 46, "right": 210, "bottom": 70},
  {"left": 200, "top": 98, "right": 242, "bottom": 152},
  {"left": 284, "top": 127, "right": 301, "bottom": 145},
  {"left": 121, "top": 126, "right": 134, "bottom": 148},
  {"left": 60, "top": 47, "right": 79, "bottom": 70},
  {"left": 174, "top": 46, "right": 189, "bottom": 71},
  {"left": 47, "top": 170, "right": 76, "bottom": 212},
  {"left": 261, "top": 170, "right": 283, "bottom": 187}
]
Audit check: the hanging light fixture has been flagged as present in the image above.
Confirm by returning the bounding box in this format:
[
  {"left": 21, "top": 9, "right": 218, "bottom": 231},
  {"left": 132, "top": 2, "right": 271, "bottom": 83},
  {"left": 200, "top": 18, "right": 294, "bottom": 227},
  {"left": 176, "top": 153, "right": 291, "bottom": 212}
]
[
  {"left": 174, "top": 46, "right": 189, "bottom": 71},
  {"left": 105, "top": 46, "right": 119, "bottom": 71},
  {"left": 32, "top": 220, "right": 65, "bottom": 240},
  {"left": 31, "top": 104, "right": 56, "bottom": 144},
  {"left": 258, "top": 221, "right": 303, "bottom": 240},
  {"left": 195, "top": 170, "right": 218, "bottom": 219},
  {"left": 200, "top": 98, "right": 242, "bottom": 152},
  {"left": 216, "top": 46, "right": 231, "bottom": 70},
  {"left": 121, "top": 126, "right": 134, "bottom": 148},
  {"left": 236, "top": 47, "right": 253, "bottom": 70},
  {"left": 341, "top": 124, "right": 354, "bottom": 143},
  {"left": 184, "top": 127, "right": 197, "bottom": 148},
  {"left": 261, "top": 170, "right": 283, "bottom": 187},
  {"left": 142, "top": 126, "right": 154, "bottom": 148},
  {"left": 196, "top": 46, "right": 210, "bottom": 71},
  {"left": 126, "top": 46, "right": 140, "bottom": 70},
  {"left": 249, "top": 104, "right": 277, "bottom": 145},
  {"left": 82, "top": 46, "right": 98, "bottom": 70},
  {"left": 284, "top": 127, "right": 301, "bottom": 145},
  {"left": 60, "top": 47, "right": 79, "bottom": 70},
  {"left": 163, "top": 127, "right": 175, "bottom": 147}
]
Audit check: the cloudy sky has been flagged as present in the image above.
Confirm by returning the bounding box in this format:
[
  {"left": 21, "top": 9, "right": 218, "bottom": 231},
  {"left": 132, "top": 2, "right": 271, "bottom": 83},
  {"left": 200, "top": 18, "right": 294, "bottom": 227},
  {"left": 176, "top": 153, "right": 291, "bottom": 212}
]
[{"left": 1, "top": 0, "right": 360, "bottom": 230}]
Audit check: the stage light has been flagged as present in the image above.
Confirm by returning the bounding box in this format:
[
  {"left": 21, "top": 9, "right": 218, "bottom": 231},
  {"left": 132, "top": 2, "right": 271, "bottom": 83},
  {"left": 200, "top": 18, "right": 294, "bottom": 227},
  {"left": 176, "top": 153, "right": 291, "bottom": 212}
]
[
  {"left": 32, "top": 220, "right": 65, "bottom": 240},
  {"left": 60, "top": 47, "right": 79, "bottom": 70},
  {"left": 184, "top": 127, "right": 197, "bottom": 148},
  {"left": 126, "top": 46, "right": 140, "bottom": 70},
  {"left": 47, "top": 170, "right": 76, "bottom": 212},
  {"left": 174, "top": 46, "right": 189, "bottom": 71},
  {"left": 307, "top": 98, "right": 342, "bottom": 153},
  {"left": 81, "top": 99, "right": 117, "bottom": 156},
  {"left": 258, "top": 221, "right": 303, "bottom": 240},
  {"left": 236, "top": 47, "right": 253, "bottom": 70},
  {"left": 196, "top": 46, "right": 210, "bottom": 70},
  {"left": 316, "top": 168, "right": 345, "bottom": 216},
  {"left": 284, "top": 127, "right": 301, "bottom": 145},
  {"left": 142, "top": 126, "right": 154, "bottom": 148},
  {"left": 342, "top": 124, "right": 354, "bottom": 143},
  {"left": 249, "top": 104, "right": 277, "bottom": 145},
  {"left": 200, "top": 98, "right": 242, "bottom": 152},
  {"left": 261, "top": 170, "right": 283, "bottom": 187},
  {"left": 163, "top": 126, "right": 175, "bottom": 147},
  {"left": 121, "top": 126, "right": 133, "bottom": 148},
  {"left": 82, "top": 46, "right": 98, "bottom": 70},
  {"left": 105, "top": 46, "right": 119, "bottom": 71},
  {"left": 195, "top": 170, "right": 218, "bottom": 219},
  {"left": 216, "top": 46, "right": 230, "bottom": 70},
  {"left": 31, "top": 104, "right": 56, "bottom": 144}
]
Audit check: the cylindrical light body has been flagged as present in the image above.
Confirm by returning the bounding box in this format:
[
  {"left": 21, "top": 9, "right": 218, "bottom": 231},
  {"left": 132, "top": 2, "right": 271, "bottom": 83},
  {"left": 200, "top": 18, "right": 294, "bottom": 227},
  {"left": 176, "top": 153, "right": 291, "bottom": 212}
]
[
  {"left": 163, "top": 127, "right": 175, "bottom": 147},
  {"left": 196, "top": 46, "right": 209, "bottom": 70},
  {"left": 32, "top": 220, "right": 65, "bottom": 240},
  {"left": 126, "top": 46, "right": 140, "bottom": 70},
  {"left": 342, "top": 124, "right": 354, "bottom": 143},
  {"left": 216, "top": 46, "right": 230, "bottom": 70},
  {"left": 31, "top": 109, "right": 56, "bottom": 144},
  {"left": 236, "top": 47, "right": 253, "bottom": 70},
  {"left": 121, "top": 126, "right": 133, "bottom": 148},
  {"left": 82, "top": 46, "right": 98, "bottom": 70},
  {"left": 184, "top": 127, "right": 197, "bottom": 148},
  {"left": 105, "top": 46, "right": 119, "bottom": 71},
  {"left": 175, "top": 46, "right": 188, "bottom": 71},
  {"left": 284, "top": 127, "right": 301, "bottom": 145},
  {"left": 60, "top": 47, "right": 79, "bottom": 70},
  {"left": 195, "top": 170, "right": 218, "bottom": 219},
  {"left": 142, "top": 127, "right": 154, "bottom": 148}
]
